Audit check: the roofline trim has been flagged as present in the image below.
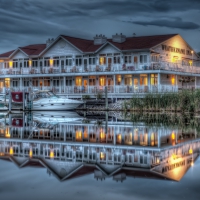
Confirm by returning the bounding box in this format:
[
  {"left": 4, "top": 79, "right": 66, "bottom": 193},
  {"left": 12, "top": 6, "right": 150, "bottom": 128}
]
[{"left": 60, "top": 35, "right": 83, "bottom": 53}]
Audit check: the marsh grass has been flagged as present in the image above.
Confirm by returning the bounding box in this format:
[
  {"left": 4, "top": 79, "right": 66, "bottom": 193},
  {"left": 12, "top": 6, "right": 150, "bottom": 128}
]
[{"left": 123, "top": 89, "right": 200, "bottom": 113}]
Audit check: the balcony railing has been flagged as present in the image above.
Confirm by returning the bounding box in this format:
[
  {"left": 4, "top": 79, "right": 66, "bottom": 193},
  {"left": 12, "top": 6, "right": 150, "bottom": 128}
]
[
  {"left": 0, "top": 61, "right": 200, "bottom": 76},
  {"left": 7, "top": 85, "right": 178, "bottom": 95}
]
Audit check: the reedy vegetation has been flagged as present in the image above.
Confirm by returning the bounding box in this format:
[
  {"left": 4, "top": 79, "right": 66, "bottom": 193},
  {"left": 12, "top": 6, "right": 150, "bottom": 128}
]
[{"left": 123, "top": 89, "right": 200, "bottom": 113}]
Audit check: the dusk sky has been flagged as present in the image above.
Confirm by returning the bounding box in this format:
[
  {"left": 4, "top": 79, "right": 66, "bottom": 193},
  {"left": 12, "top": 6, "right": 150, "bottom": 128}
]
[{"left": 0, "top": 0, "right": 200, "bottom": 54}]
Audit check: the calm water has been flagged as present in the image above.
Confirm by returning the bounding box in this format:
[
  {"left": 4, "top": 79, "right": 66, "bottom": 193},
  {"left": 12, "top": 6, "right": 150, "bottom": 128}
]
[{"left": 0, "top": 111, "right": 200, "bottom": 200}]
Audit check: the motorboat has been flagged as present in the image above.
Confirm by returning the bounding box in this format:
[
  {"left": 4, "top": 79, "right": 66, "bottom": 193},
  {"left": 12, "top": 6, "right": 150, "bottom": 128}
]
[{"left": 11, "top": 90, "right": 83, "bottom": 110}]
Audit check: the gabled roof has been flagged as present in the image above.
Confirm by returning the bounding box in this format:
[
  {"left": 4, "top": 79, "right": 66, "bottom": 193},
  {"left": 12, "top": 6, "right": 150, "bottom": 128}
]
[
  {"left": 0, "top": 44, "right": 46, "bottom": 58},
  {"left": 19, "top": 44, "right": 46, "bottom": 56},
  {"left": 0, "top": 33, "right": 184, "bottom": 58},
  {"left": 107, "top": 34, "right": 178, "bottom": 51},
  {"left": 61, "top": 35, "right": 104, "bottom": 53},
  {"left": 0, "top": 50, "right": 15, "bottom": 58}
]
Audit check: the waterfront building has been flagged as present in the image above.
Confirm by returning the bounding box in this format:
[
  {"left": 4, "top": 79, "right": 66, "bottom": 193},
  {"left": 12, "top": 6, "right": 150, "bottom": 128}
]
[
  {"left": 0, "top": 112, "right": 199, "bottom": 181},
  {"left": 0, "top": 33, "right": 200, "bottom": 98}
]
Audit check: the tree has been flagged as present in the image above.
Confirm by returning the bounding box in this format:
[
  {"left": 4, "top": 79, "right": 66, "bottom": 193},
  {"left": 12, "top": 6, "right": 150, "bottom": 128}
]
[{"left": 197, "top": 52, "right": 200, "bottom": 56}]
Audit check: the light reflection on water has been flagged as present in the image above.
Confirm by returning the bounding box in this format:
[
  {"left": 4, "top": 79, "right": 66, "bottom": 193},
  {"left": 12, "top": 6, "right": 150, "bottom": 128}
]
[{"left": 0, "top": 111, "right": 199, "bottom": 187}]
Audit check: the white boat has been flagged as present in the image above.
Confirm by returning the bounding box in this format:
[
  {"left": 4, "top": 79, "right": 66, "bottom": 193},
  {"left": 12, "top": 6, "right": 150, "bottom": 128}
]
[
  {"left": 31, "top": 91, "right": 83, "bottom": 110},
  {"left": 32, "top": 111, "right": 83, "bottom": 123}
]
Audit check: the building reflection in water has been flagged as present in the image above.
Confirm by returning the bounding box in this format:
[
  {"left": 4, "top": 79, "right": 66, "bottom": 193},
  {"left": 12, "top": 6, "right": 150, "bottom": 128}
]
[{"left": 0, "top": 111, "right": 199, "bottom": 182}]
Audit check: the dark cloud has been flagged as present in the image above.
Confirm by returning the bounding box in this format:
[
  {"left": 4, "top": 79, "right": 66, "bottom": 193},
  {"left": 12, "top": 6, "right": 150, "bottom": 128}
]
[
  {"left": 125, "top": 19, "right": 200, "bottom": 30},
  {"left": 0, "top": 0, "right": 200, "bottom": 53}
]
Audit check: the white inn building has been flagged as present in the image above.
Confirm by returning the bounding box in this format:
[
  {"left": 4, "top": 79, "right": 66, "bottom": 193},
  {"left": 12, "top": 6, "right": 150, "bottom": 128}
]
[{"left": 0, "top": 33, "right": 200, "bottom": 98}]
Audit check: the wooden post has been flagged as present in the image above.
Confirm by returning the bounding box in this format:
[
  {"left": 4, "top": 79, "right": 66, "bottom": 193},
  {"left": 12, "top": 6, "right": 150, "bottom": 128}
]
[
  {"left": 9, "top": 89, "right": 11, "bottom": 112},
  {"left": 105, "top": 86, "right": 108, "bottom": 110}
]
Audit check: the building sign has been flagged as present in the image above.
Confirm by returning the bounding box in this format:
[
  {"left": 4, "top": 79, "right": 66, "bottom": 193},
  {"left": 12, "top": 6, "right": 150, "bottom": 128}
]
[{"left": 162, "top": 45, "right": 192, "bottom": 56}]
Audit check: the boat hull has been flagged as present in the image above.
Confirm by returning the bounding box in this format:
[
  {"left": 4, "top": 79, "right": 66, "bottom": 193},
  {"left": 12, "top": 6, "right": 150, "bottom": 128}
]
[{"left": 32, "top": 102, "right": 82, "bottom": 110}]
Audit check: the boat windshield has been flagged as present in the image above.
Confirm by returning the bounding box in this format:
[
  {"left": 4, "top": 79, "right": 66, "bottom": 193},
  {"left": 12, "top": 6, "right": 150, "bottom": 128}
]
[{"left": 33, "top": 91, "right": 59, "bottom": 99}]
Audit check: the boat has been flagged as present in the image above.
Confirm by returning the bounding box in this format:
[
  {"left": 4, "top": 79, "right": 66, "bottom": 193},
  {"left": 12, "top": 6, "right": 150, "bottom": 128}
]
[{"left": 11, "top": 90, "right": 83, "bottom": 110}]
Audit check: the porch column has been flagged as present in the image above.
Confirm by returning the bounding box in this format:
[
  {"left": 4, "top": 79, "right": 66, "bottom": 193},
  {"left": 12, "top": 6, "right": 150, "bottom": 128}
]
[
  {"left": 157, "top": 73, "right": 160, "bottom": 92},
  {"left": 63, "top": 76, "right": 66, "bottom": 93},
  {"left": 195, "top": 76, "right": 196, "bottom": 89},
  {"left": 157, "top": 131, "right": 160, "bottom": 148},
  {"left": 20, "top": 78, "right": 22, "bottom": 90},
  {"left": 148, "top": 74, "right": 151, "bottom": 92},
  {"left": 113, "top": 75, "right": 116, "bottom": 93}
]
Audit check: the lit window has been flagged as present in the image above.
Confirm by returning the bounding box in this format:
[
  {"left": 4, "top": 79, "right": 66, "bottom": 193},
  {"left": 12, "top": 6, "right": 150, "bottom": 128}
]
[
  {"left": 75, "top": 77, "right": 82, "bottom": 86},
  {"left": 140, "top": 74, "right": 148, "bottom": 85},
  {"left": 150, "top": 74, "right": 157, "bottom": 85},
  {"left": 99, "top": 76, "right": 106, "bottom": 86},
  {"left": 99, "top": 57, "right": 106, "bottom": 65}
]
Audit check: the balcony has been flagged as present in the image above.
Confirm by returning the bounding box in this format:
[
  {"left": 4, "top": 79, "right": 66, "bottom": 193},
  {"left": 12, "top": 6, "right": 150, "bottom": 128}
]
[
  {"left": 9, "top": 85, "right": 178, "bottom": 95},
  {"left": 0, "top": 61, "right": 199, "bottom": 76}
]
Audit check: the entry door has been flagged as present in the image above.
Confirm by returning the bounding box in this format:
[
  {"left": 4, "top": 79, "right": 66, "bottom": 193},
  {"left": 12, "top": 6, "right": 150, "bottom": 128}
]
[
  {"left": 84, "top": 59, "right": 88, "bottom": 71},
  {"left": 107, "top": 58, "right": 112, "bottom": 68},
  {"left": 134, "top": 56, "right": 138, "bottom": 69},
  {"left": 133, "top": 78, "right": 139, "bottom": 90},
  {"left": 61, "top": 60, "right": 65, "bottom": 72},
  {"left": 39, "top": 79, "right": 43, "bottom": 90}
]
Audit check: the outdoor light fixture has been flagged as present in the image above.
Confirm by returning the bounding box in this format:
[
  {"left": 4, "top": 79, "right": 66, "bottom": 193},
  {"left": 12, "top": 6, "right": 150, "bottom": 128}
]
[
  {"left": 9, "top": 61, "right": 13, "bottom": 68},
  {"left": 50, "top": 149, "right": 54, "bottom": 158},
  {"left": 50, "top": 58, "right": 53, "bottom": 67},
  {"left": 29, "top": 148, "right": 33, "bottom": 158},
  {"left": 189, "top": 149, "right": 193, "bottom": 154},
  {"left": 29, "top": 59, "right": 32, "bottom": 67},
  {"left": 9, "top": 147, "right": 13, "bottom": 155}
]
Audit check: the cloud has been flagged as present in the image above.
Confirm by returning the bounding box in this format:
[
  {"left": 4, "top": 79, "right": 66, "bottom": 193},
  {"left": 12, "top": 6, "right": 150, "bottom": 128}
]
[
  {"left": 0, "top": 0, "right": 200, "bottom": 53},
  {"left": 125, "top": 19, "right": 200, "bottom": 30}
]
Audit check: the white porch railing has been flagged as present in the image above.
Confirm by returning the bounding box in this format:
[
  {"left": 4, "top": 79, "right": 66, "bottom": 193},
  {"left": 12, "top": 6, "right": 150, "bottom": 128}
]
[{"left": 1, "top": 61, "right": 200, "bottom": 76}]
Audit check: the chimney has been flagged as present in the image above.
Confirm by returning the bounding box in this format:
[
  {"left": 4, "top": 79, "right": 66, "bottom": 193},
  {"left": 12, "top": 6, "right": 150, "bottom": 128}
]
[
  {"left": 46, "top": 38, "right": 54, "bottom": 47},
  {"left": 94, "top": 34, "right": 107, "bottom": 45},
  {"left": 112, "top": 33, "right": 126, "bottom": 43}
]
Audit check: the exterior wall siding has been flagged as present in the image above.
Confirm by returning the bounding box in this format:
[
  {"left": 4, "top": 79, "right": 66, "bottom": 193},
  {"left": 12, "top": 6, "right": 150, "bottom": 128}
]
[
  {"left": 98, "top": 44, "right": 120, "bottom": 54},
  {"left": 11, "top": 51, "right": 28, "bottom": 59},
  {"left": 43, "top": 39, "right": 81, "bottom": 57},
  {"left": 152, "top": 35, "right": 198, "bottom": 63}
]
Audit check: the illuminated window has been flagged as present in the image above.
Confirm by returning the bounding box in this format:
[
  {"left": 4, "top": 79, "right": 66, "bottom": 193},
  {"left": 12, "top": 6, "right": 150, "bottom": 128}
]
[
  {"left": 100, "top": 130, "right": 106, "bottom": 140},
  {"left": 99, "top": 76, "right": 106, "bottom": 86},
  {"left": 171, "top": 75, "right": 175, "bottom": 85},
  {"left": 5, "top": 78, "right": 10, "bottom": 88},
  {"left": 124, "top": 75, "right": 132, "bottom": 86},
  {"left": 100, "top": 152, "right": 105, "bottom": 160},
  {"left": 116, "top": 75, "right": 121, "bottom": 85},
  {"left": 76, "top": 130, "right": 82, "bottom": 140},
  {"left": 140, "top": 74, "right": 148, "bottom": 85},
  {"left": 172, "top": 56, "right": 178, "bottom": 63},
  {"left": 75, "top": 77, "right": 82, "bottom": 86},
  {"left": 151, "top": 133, "right": 155, "bottom": 146},
  {"left": 83, "top": 127, "right": 88, "bottom": 138},
  {"left": 116, "top": 134, "right": 122, "bottom": 143},
  {"left": 125, "top": 133, "right": 132, "bottom": 145},
  {"left": 29, "top": 60, "right": 32, "bottom": 67},
  {"left": 150, "top": 74, "right": 157, "bottom": 85},
  {"left": 5, "top": 127, "right": 10, "bottom": 138},
  {"left": 99, "top": 57, "right": 106, "bottom": 65},
  {"left": 134, "top": 129, "right": 138, "bottom": 142},
  {"left": 49, "top": 59, "right": 53, "bottom": 67}
]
